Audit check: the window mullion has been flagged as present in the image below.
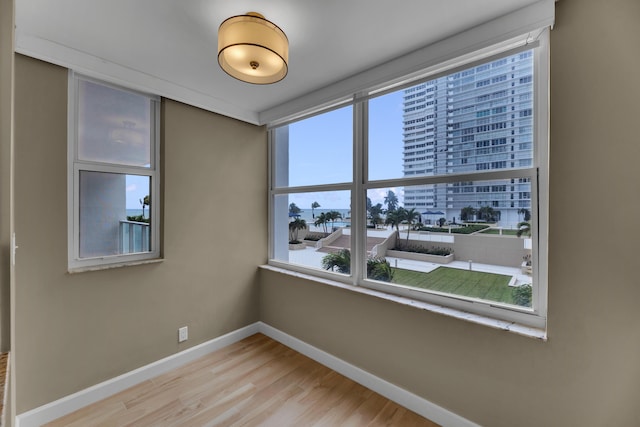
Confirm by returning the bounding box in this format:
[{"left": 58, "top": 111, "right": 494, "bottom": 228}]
[
  {"left": 272, "top": 182, "right": 352, "bottom": 195},
  {"left": 75, "top": 162, "right": 155, "bottom": 176},
  {"left": 352, "top": 98, "right": 366, "bottom": 285},
  {"left": 365, "top": 168, "right": 537, "bottom": 189}
]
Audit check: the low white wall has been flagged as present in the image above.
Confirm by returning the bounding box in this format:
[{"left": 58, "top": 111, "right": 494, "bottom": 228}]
[
  {"left": 371, "top": 231, "right": 398, "bottom": 258},
  {"left": 379, "top": 232, "right": 528, "bottom": 267},
  {"left": 317, "top": 228, "right": 343, "bottom": 249}
]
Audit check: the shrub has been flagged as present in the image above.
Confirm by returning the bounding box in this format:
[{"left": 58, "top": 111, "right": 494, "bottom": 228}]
[
  {"left": 322, "top": 250, "right": 394, "bottom": 283},
  {"left": 392, "top": 244, "right": 453, "bottom": 256},
  {"left": 512, "top": 284, "right": 532, "bottom": 307},
  {"left": 304, "top": 232, "right": 329, "bottom": 241},
  {"left": 126, "top": 215, "right": 150, "bottom": 223},
  {"left": 416, "top": 224, "right": 489, "bottom": 234},
  {"left": 367, "top": 257, "right": 394, "bottom": 282},
  {"left": 321, "top": 249, "right": 351, "bottom": 274}
]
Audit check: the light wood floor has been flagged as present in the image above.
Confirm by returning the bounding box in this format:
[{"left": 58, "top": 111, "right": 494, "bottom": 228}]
[
  {"left": 0, "top": 352, "right": 7, "bottom": 425},
  {"left": 45, "top": 333, "right": 439, "bottom": 427}
]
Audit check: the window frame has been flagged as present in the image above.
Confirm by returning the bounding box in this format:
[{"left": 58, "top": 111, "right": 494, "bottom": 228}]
[
  {"left": 67, "top": 72, "right": 161, "bottom": 272},
  {"left": 268, "top": 31, "right": 549, "bottom": 330}
]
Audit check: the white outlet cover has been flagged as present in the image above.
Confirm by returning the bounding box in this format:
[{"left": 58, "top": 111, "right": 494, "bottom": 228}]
[{"left": 178, "top": 326, "right": 188, "bottom": 342}]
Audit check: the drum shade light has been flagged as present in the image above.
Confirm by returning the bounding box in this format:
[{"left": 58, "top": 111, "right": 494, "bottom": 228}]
[{"left": 217, "top": 12, "right": 289, "bottom": 84}]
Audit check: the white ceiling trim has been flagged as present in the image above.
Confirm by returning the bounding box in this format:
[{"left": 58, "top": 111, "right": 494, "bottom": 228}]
[
  {"left": 15, "top": 31, "right": 261, "bottom": 125},
  {"left": 259, "top": 0, "right": 555, "bottom": 126}
]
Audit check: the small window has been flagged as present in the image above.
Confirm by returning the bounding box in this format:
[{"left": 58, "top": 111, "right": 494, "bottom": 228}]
[{"left": 68, "top": 74, "right": 160, "bottom": 270}]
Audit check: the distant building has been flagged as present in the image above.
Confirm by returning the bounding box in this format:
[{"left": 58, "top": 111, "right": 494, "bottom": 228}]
[{"left": 402, "top": 50, "right": 534, "bottom": 227}]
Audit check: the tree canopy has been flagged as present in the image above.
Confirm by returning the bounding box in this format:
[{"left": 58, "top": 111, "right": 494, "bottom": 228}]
[
  {"left": 384, "top": 190, "right": 399, "bottom": 212},
  {"left": 460, "top": 206, "right": 476, "bottom": 222},
  {"left": 289, "top": 202, "right": 301, "bottom": 215},
  {"left": 288, "top": 218, "right": 307, "bottom": 243}
]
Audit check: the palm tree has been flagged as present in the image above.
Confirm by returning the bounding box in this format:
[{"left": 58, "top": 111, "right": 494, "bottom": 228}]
[
  {"left": 384, "top": 190, "right": 399, "bottom": 212},
  {"left": 477, "top": 205, "right": 498, "bottom": 222},
  {"left": 516, "top": 221, "right": 531, "bottom": 238},
  {"left": 314, "top": 213, "right": 328, "bottom": 234},
  {"left": 321, "top": 249, "right": 351, "bottom": 274},
  {"left": 326, "top": 210, "right": 343, "bottom": 231},
  {"left": 368, "top": 203, "right": 384, "bottom": 227},
  {"left": 460, "top": 206, "right": 476, "bottom": 222},
  {"left": 518, "top": 208, "right": 531, "bottom": 222},
  {"left": 311, "top": 201, "right": 320, "bottom": 218},
  {"left": 404, "top": 208, "right": 420, "bottom": 243},
  {"left": 384, "top": 208, "right": 405, "bottom": 233},
  {"left": 288, "top": 218, "right": 307, "bottom": 243},
  {"left": 289, "top": 202, "right": 301, "bottom": 215},
  {"left": 139, "top": 195, "right": 150, "bottom": 219}
]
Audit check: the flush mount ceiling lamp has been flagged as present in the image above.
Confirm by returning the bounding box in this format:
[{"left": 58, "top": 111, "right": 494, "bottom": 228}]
[{"left": 217, "top": 12, "right": 289, "bottom": 84}]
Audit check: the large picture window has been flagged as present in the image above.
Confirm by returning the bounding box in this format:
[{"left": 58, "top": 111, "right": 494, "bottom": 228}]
[
  {"left": 68, "top": 74, "right": 161, "bottom": 271},
  {"left": 270, "top": 38, "right": 548, "bottom": 329}
]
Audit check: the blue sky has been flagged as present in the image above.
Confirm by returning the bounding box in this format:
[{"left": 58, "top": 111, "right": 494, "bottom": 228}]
[
  {"left": 126, "top": 175, "right": 150, "bottom": 210},
  {"left": 125, "top": 90, "right": 406, "bottom": 211},
  {"left": 287, "top": 91, "right": 404, "bottom": 210}
]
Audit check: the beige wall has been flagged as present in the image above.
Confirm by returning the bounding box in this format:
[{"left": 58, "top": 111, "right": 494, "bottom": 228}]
[
  {"left": 1, "top": 1, "right": 15, "bottom": 425},
  {"left": 260, "top": 1, "right": 640, "bottom": 426},
  {"left": 1, "top": 0, "right": 14, "bottom": 354},
  {"left": 12, "top": 55, "right": 267, "bottom": 413}
]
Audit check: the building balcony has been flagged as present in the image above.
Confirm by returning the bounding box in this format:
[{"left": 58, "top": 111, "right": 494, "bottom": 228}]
[{"left": 119, "top": 220, "right": 150, "bottom": 254}]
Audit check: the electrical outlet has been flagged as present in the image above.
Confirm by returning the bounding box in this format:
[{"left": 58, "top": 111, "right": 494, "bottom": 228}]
[{"left": 178, "top": 326, "right": 188, "bottom": 343}]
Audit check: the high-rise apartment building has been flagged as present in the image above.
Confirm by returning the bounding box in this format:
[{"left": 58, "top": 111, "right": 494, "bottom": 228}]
[{"left": 402, "top": 50, "right": 534, "bottom": 228}]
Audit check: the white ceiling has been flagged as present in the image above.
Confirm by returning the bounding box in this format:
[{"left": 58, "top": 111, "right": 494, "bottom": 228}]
[{"left": 15, "top": 0, "right": 542, "bottom": 124}]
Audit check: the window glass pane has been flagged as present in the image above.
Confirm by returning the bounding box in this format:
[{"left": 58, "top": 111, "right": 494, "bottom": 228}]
[
  {"left": 79, "top": 171, "right": 152, "bottom": 258},
  {"left": 77, "top": 80, "right": 152, "bottom": 167},
  {"left": 273, "top": 191, "right": 351, "bottom": 274},
  {"left": 365, "top": 181, "right": 533, "bottom": 308},
  {"left": 369, "top": 49, "right": 534, "bottom": 181},
  {"left": 274, "top": 106, "right": 352, "bottom": 188}
]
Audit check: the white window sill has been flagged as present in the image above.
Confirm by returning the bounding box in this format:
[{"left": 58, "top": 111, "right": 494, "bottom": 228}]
[
  {"left": 68, "top": 258, "right": 164, "bottom": 274},
  {"left": 259, "top": 264, "right": 547, "bottom": 341}
]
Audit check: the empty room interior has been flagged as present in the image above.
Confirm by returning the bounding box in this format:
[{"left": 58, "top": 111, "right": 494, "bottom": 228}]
[{"left": 1, "top": 0, "right": 639, "bottom": 426}]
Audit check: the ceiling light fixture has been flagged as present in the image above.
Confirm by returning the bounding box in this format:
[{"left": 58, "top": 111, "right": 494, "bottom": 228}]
[{"left": 217, "top": 12, "right": 289, "bottom": 84}]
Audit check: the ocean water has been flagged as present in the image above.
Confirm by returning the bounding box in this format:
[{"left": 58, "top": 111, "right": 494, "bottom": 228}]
[
  {"left": 126, "top": 208, "right": 352, "bottom": 225},
  {"left": 293, "top": 208, "right": 351, "bottom": 228}
]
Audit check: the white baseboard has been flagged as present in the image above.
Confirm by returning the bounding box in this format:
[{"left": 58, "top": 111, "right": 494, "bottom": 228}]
[
  {"left": 16, "top": 321, "right": 478, "bottom": 427},
  {"left": 257, "top": 322, "right": 480, "bottom": 427},
  {"left": 15, "top": 323, "right": 260, "bottom": 427}
]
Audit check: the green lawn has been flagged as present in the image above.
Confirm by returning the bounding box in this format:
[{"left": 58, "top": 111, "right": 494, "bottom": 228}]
[{"left": 392, "top": 266, "right": 515, "bottom": 304}]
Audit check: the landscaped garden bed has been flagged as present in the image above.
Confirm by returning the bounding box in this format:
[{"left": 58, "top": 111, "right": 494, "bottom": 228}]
[
  {"left": 416, "top": 224, "right": 490, "bottom": 234},
  {"left": 386, "top": 249, "right": 454, "bottom": 264},
  {"left": 386, "top": 245, "right": 454, "bottom": 264},
  {"left": 303, "top": 231, "right": 330, "bottom": 242},
  {"left": 288, "top": 241, "right": 306, "bottom": 250}
]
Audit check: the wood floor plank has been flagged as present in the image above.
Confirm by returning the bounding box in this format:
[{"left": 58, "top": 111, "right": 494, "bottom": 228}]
[{"left": 45, "top": 334, "right": 440, "bottom": 427}]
